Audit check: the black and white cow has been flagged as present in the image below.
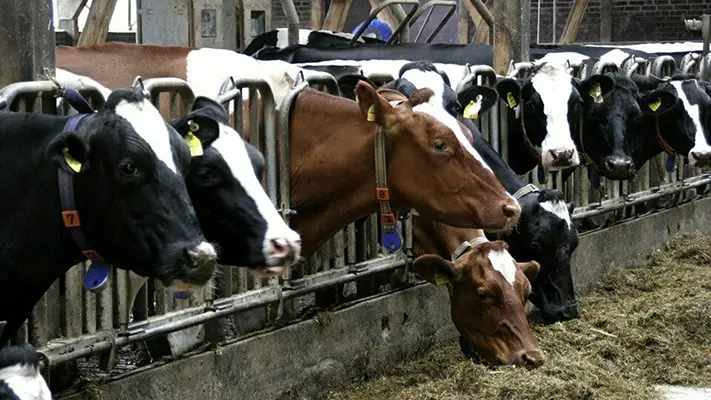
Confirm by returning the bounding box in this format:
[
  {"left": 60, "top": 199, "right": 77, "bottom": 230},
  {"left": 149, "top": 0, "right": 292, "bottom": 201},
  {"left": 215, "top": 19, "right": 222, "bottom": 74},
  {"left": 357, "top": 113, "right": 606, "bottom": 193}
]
[
  {"left": 341, "top": 61, "right": 581, "bottom": 322},
  {"left": 0, "top": 344, "right": 51, "bottom": 400},
  {"left": 0, "top": 88, "right": 219, "bottom": 344},
  {"left": 572, "top": 71, "right": 678, "bottom": 179},
  {"left": 632, "top": 73, "right": 711, "bottom": 167},
  {"left": 170, "top": 97, "right": 301, "bottom": 272}
]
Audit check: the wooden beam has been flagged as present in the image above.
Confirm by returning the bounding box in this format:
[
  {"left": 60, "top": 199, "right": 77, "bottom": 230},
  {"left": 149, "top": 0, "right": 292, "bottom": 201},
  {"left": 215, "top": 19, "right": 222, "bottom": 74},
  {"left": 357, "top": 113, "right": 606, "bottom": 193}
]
[
  {"left": 311, "top": 0, "right": 324, "bottom": 30},
  {"left": 458, "top": 0, "right": 468, "bottom": 44},
  {"left": 0, "top": 0, "right": 55, "bottom": 87},
  {"left": 600, "top": 0, "right": 612, "bottom": 43},
  {"left": 559, "top": 0, "right": 589, "bottom": 44},
  {"left": 322, "top": 0, "right": 353, "bottom": 32},
  {"left": 492, "top": 0, "right": 529, "bottom": 75},
  {"left": 77, "top": 0, "right": 119, "bottom": 46}
]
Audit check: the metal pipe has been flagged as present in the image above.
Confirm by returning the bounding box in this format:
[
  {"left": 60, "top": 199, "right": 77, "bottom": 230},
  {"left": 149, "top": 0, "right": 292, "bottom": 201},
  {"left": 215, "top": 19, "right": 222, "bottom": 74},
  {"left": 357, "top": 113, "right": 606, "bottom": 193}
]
[
  {"left": 552, "top": 0, "right": 557, "bottom": 43},
  {"left": 536, "top": 0, "right": 540, "bottom": 43},
  {"left": 470, "top": 0, "right": 493, "bottom": 27},
  {"left": 409, "top": 0, "right": 457, "bottom": 43},
  {"left": 279, "top": 0, "right": 300, "bottom": 45},
  {"left": 703, "top": 14, "right": 710, "bottom": 56},
  {"left": 39, "top": 254, "right": 409, "bottom": 366},
  {"left": 349, "top": 0, "right": 420, "bottom": 46}
]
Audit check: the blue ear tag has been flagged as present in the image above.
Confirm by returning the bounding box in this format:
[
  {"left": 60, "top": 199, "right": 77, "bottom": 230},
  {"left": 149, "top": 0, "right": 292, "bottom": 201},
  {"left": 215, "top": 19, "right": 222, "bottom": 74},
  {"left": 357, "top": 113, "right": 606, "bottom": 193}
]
[
  {"left": 665, "top": 155, "right": 676, "bottom": 172},
  {"left": 537, "top": 166, "right": 547, "bottom": 184},
  {"left": 173, "top": 290, "right": 189, "bottom": 299},
  {"left": 397, "top": 211, "right": 409, "bottom": 221},
  {"left": 381, "top": 228, "right": 402, "bottom": 252},
  {"left": 84, "top": 261, "right": 111, "bottom": 292}
]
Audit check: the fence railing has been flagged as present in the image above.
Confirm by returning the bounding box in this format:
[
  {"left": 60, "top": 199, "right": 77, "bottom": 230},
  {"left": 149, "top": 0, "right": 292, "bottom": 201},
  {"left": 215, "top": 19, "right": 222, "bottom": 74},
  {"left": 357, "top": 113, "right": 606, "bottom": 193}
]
[{"left": 1, "top": 49, "right": 709, "bottom": 389}]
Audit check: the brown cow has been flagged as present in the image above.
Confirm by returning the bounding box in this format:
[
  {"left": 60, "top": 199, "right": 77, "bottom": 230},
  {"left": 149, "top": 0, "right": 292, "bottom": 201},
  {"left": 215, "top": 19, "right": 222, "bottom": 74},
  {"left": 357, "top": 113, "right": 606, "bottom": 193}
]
[{"left": 413, "top": 216, "right": 545, "bottom": 366}]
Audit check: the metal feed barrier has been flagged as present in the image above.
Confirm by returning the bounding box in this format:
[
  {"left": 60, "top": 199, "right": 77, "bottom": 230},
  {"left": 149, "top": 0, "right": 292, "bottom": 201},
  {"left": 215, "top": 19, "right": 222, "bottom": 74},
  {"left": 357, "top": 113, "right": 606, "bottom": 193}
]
[{"left": 1, "top": 50, "right": 710, "bottom": 388}]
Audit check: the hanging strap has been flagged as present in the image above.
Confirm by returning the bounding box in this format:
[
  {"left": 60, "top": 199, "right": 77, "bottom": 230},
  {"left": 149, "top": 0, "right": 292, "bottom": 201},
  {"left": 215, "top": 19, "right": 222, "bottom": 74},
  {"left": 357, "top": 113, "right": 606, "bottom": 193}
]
[
  {"left": 512, "top": 183, "right": 540, "bottom": 200},
  {"left": 451, "top": 236, "right": 491, "bottom": 261}
]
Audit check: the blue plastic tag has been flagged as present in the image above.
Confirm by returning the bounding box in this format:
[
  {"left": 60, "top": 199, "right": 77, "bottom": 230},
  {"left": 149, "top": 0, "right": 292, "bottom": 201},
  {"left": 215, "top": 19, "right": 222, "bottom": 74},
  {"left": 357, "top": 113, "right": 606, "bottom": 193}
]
[
  {"left": 665, "top": 155, "right": 676, "bottom": 172},
  {"left": 381, "top": 229, "right": 402, "bottom": 252},
  {"left": 173, "top": 291, "right": 189, "bottom": 299},
  {"left": 397, "top": 211, "right": 409, "bottom": 221},
  {"left": 537, "top": 167, "right": 547, "bottom": 184},
  {"left": 84, "top": 262, "right": 111, "bottom": 292},
  {"left": 589, "top": 167, "right": 601, "bottom": 190}
]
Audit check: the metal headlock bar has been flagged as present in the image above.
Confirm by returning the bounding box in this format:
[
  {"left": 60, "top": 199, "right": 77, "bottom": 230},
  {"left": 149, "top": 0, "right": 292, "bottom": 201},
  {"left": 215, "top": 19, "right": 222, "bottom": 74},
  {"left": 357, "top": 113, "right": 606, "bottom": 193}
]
[
  {"left": 457, "top": 65, "right": 500, "bottom": 153},
  {"left": 349, "top": 0, "right": 420, "bottom": 46},
  {"left": 681, "top": 52, "right": 703, "bottom": 75},
  {"left": 591, "top": 60, "right": 619, "bottom": 76},
  {"left": 4, "top": 48, "right": 711, "bottom": 375},
  {"left": 409, "top": 0, "right": 457, "bottom": 44}
]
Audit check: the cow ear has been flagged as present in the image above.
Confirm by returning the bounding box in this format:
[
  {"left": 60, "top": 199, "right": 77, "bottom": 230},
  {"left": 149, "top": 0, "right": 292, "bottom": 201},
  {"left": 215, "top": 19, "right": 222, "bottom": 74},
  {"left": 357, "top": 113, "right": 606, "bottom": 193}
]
[
  {"left": 244, "top": 141, "right": 265, "bottom": 180},
  {"left": 170, "top": 114, "right": 220, "bottom": 155},
  {"left": 566, "top": 201, "right": 575, "bottom": 215},
  {"left": 457, "top": 85, "right": 499, "bottom": 119},
  {"left": 516, "top": 260, "right": 541, "bottom": 284},
  {"left": 639, "top": 89, "right": 677, "bottom": 116},
  {"left": 48, "top": 131, "right": 91, "bottom": 174},
  {"left": 354, "top": 80, "right": 398, "bottom": 127},
  {"left": 413, "top": 254, "right": 457, "bottom": 286},
  {"left": 494, "top": 78, "right": 522, "bottom": 110},
  {"left": 408, "top": 87, "right": 436, "bottom": 108},
  {"left": 338, "top": 74, "right": 375, "bottom": 101},
  {"left": 580, "top": 74, "right": 615, "bottom": 103}
]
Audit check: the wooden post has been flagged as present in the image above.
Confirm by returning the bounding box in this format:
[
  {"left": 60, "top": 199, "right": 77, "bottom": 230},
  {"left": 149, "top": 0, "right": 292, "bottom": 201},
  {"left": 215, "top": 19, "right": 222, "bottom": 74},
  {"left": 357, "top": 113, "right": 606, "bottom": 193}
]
[
  {"left": 0, "top": 0, "right": 55, "bottom": 88},
  {"left": 458, "top": 0, "right": 469, "bottom": 44},
  {"left": 322, "top": 0, "right": 353, "bottom": 31},
  {"left": 492, "top": 0, "right": 530, "bottom": 75},
  {"left": 600, "top": 0, "right": 611, "bottom": 43},
  {"left": 311, "top": 0, "right": 324, "bottom": 30},
  {"left": 77, "top": 0, "right": 119, "bottom": 47},
  {"left": 559, "top": 0, "right": 588, "bottom": 44}
]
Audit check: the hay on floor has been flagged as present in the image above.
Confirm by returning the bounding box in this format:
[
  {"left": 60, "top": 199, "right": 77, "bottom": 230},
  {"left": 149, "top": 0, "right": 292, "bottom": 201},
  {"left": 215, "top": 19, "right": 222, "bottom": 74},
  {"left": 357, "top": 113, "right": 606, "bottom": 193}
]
[{"left": 323, "top": 233, "right": 711, "bottom": 400}]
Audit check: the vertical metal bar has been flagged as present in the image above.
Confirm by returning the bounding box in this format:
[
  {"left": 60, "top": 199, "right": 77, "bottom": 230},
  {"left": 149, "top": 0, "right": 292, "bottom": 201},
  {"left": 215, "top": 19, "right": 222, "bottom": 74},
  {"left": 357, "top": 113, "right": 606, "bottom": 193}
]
[
  {"left": 552, "top": 0, "right": 557, "bottom": 43},
  {"left": 65, "top": 264, "right": 84, "bottom": 338}
]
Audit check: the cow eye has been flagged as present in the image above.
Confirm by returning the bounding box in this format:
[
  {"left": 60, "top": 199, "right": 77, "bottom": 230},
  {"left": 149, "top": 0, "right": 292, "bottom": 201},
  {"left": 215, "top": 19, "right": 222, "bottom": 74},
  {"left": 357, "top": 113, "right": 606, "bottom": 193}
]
[
  {"left": 119, "top": 162, "right": 139, "bottom": 176},
  {"left": 477, "top": 290, "right": 490, "bottom": 301},
  {"left": 433, "top": 142, "right": 447, "bottom": 151}
]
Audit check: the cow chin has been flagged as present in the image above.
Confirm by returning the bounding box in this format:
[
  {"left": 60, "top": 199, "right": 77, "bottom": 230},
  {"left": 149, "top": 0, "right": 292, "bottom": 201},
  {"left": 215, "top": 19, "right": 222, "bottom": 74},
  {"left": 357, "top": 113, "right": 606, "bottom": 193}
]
[{"left": 158, "top": 241, "right": 218, "bottom": 287}]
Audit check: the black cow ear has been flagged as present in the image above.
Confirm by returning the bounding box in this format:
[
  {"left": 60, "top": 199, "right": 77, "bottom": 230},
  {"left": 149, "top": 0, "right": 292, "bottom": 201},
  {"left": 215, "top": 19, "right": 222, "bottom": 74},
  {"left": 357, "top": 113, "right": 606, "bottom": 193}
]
[
  {"left": 244, "top": 141, "right": 265, "bottom": 180},
  {"left": 495, "top": 78, "right": 522, "bottom": 110},
  {"left": 639, "top": 89, "right": 677, "bottom": 116},
  {"left": 48, "top": 131, "right": 91, "bottom": 174},
  {"left": 566, "top": 201, "right": 575, "bottom": 215},
  {"left": 170, "top": 114, "right": 220, "bottom": 156},
  {"left": 457, "top": 85, "right": 499, "bottom": 119},
  {"left": 580, "top": 74, "right": 615, "bottom": 104}
]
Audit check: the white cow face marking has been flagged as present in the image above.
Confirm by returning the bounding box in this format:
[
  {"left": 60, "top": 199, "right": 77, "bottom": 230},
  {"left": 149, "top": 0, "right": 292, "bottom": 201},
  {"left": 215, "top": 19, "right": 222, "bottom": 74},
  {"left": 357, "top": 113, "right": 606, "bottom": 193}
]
[{"left": 670, "top": 80, "right": 711, "bottom": 167}]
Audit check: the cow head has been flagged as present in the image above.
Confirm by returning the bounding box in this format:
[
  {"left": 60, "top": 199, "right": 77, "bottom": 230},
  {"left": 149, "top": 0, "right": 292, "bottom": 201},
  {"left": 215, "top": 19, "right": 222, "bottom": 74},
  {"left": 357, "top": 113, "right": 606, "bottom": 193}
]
[
  {"left": 353, "top": 80, "right": 521, "bottom": 232},
  {"left": 48, "top": 88, "right": 217, "bottom": 287},
  {"left": 576, "top": 72, "right": 677, "bottom": 180},
  {"left": 495, "top": 63, "right": 581, "bottom": 170},
  {"left": 634, "top": 74, "right": 711, "bottom": 168},
  {"left": 504, "top": 190, "right": 580, "bottom": 322},
  {"left": 171, "top": 97, "right": 302, "bottom": 275},
  {"left": 0, "top": 344, "right": 51, "bottom": 400},
  {"left": 414, "top": 241, "right": 544, "bottom": 366}
]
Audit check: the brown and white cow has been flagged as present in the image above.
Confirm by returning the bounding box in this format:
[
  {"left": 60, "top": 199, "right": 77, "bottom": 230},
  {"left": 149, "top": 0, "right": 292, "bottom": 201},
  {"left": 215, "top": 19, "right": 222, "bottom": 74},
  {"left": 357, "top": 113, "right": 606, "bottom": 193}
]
[{"left": 413, "top": 217, "right": 544, "bottom": 366}]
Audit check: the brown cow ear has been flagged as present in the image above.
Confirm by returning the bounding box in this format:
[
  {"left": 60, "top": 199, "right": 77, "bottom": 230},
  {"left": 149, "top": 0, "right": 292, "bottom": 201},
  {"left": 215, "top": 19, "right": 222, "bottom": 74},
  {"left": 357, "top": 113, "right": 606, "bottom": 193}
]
[
  {"left": 516, "top": 261, "right": 541, "bottom": 284},
  {"left": 408, "top": 88, "right": 435, "bottom": 107},
  {"left": 413, "top": 254, "right": 456, "bottom": 286},
  {"left": 354, "top": 80, "right": 396, "bottom": 126}
]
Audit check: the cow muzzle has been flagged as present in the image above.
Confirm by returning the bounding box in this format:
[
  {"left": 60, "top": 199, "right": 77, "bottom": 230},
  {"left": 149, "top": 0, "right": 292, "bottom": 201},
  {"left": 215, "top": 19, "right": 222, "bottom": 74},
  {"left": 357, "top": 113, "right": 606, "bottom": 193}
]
[{"left": 601, "top": 155, "right": 636, "bottom": 180}]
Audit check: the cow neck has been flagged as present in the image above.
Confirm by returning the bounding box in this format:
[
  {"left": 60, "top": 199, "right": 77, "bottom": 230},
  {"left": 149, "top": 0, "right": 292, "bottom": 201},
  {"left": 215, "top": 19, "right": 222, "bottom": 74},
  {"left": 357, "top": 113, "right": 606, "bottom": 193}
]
[
  {"left": 57, "top": 113, "right": 111, "bottom": 287},
  {"left": 576, "top": 114, "right": 601, "bottom": 173}
]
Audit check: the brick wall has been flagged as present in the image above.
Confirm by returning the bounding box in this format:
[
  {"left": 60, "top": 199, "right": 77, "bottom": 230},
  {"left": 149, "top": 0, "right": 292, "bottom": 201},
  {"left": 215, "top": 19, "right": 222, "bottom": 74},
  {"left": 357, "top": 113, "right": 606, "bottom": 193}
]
[
  {"left": 533, "top": 0, "right": 710, "bottom": 43},
  {"left": 271, "top": 0, "right": 314, "bottom": 30},
  {"left": 270, "top": 0, "right": 710, "bottom": 43}
]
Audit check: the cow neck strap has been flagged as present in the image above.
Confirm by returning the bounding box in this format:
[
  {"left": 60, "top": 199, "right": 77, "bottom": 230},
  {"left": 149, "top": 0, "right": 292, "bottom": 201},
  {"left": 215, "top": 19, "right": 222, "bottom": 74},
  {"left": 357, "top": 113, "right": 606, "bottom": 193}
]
[
  {"left": 654, "top": 116, "right": 677, "bottom": 156},
  {"left": 58, "top": 114, "right": 112, "bottom": 292},
  {"left": 451, "top": 236, "right": 490, "bottom": 261},
  {"left": 512, "top": 183, "right": 540, "bottom": 200},
  {"left": 577, "top": 113, "right": 600, "bottom": 172},
  {"left": 374, "top": 122, "right": 402, "bottom": 252}
]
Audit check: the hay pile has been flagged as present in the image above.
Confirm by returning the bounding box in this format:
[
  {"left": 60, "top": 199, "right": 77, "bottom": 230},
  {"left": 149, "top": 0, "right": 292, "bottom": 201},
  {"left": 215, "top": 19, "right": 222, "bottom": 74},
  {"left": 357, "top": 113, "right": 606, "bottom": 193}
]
[{"left": 325, "top": 233, "right": 711, "bottom": 400}]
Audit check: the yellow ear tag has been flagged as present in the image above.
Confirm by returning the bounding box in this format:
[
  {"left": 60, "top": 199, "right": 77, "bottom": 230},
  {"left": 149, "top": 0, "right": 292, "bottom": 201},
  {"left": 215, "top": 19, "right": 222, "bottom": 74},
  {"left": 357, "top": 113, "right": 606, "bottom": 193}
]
[
  {"left": 185, "top": 132, "right": 203, "bottom": 157},
  {"left": 62, "top": 147, "right": 82, "bottom": 173},
  {"left": 506, "top": 92, "right": 517, "bottom": 109},
  {"left": 589, "top": 83, "right": 603, "bottom": 103},
  {"left": 434, "top": 272, "right": 449, "bottom": 286},
  {"left": 367, "top": 104, "right": 376, "bottom": 122},
  {"left": 649, "top": 97, "right": 662, "bottom": 112},
  {"left": 355, "top": 95, "right": 359, "bottom": 103},
  {"left": 463, "top": 100, "right": 482, "bottom": 120}
]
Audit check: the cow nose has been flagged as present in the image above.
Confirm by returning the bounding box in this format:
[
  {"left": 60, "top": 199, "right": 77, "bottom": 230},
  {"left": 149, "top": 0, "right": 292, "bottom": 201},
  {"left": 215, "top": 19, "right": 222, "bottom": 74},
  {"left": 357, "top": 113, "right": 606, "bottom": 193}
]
[
  {"left": 550, "top": 149, "right": 574, "bottom": 162},
  {"left": 518, "top": 348, "right": 546, "bottom": 368},
  {"left": 602, "top": 156, "right": 635, "bottom": 179},
  {"left": 187, "top": 241, "right": 218, "bottom": 267},
  {"left": 502, "top": 203, "right": 521, "bottom": 221},
  {"left": 691, "top": 151, "right": 711, "bottom": 165},
  {"left": 265, "top": 237, "right": 302, "bottom": 268}
]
